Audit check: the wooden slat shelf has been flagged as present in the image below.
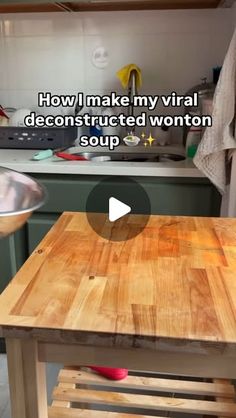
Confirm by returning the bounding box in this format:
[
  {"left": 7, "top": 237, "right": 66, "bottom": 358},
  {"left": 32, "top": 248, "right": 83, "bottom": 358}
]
[
  {"left": 0, "top": 0, "right": 234, "bottom": 13},
  {"left": 49, "top": 367, "right": 236, "bottom": 418}
]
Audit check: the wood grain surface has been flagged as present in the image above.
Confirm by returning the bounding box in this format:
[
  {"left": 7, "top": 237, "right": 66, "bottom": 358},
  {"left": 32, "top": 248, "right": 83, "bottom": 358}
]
[{"left": 1, "top": 212, "right": 236, "bottom": 347}]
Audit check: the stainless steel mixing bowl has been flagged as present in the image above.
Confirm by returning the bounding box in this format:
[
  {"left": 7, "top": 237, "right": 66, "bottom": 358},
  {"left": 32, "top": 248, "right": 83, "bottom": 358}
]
[{"left": 0, "top": 167, "right": 46, "bottom": 237}]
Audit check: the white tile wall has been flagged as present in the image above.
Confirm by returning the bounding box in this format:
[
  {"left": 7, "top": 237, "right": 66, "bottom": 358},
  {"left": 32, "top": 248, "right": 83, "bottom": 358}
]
[{"left": 0, "top": 8, "right": 234, "bottom": 141}]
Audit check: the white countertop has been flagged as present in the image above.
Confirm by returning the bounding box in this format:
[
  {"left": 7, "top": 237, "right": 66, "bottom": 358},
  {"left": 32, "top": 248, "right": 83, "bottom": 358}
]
[{"left": 0, "top": 147, "right": 204, "bottom": 178}]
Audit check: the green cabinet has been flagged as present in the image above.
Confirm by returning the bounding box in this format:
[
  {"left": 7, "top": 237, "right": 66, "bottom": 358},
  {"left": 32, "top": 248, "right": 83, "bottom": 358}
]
[
  {"left": 0, "top": 228, "right": 27, "bottom": 294},
  {"left": 0, "top": 228, "right": 27, "bottom": 351},
  {"left": 30, "top": 174, "right": 221, "bottom": 215},
  {"left": 27, "top": 214, "right": 59, "bottom": 254},
  {"left": 0, "top": 174, "right": 221, "bottom": 292}
]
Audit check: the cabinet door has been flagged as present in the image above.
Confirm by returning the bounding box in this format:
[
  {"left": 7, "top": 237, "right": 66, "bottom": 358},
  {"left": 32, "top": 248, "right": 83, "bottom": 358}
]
[
  {"left": 33, "top": 174, "right": 221, "bottom": 217},
  {"left": 0, "top": 227, "right": 27, "bottom": 293},
  {"left": 27, "top": 214, "right": 59, "bottom": 254}
]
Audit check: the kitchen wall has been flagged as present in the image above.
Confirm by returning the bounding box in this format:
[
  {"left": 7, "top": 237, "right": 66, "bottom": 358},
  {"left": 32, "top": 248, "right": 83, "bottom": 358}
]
[{"left": 0, "top": 8, "right": 235, "bottom": 141}]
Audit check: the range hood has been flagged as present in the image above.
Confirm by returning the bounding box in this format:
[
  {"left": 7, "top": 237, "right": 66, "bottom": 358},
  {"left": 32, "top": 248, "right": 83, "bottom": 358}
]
[{"left": 0, "top": 0, "right": 234, "bottom": 12}]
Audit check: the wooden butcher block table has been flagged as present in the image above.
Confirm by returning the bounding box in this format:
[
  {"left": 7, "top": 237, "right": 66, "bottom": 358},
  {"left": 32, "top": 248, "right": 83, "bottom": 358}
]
[{"left": 0, "top": 212, "right": 236, "bottom": 418}]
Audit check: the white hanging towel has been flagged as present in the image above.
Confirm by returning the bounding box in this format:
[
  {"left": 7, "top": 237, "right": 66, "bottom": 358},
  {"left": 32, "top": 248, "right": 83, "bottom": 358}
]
[{"left": 193, "top": 27, "right": 236, "bottom": 195}]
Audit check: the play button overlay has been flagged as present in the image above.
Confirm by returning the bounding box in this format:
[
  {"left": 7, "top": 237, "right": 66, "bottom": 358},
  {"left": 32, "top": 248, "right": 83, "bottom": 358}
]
[
  {"left": 109, "top": 197, "right": 131, "bottom": 222},
  {"left": 86, "top": 176, "right": 151, "bottom": 242}
]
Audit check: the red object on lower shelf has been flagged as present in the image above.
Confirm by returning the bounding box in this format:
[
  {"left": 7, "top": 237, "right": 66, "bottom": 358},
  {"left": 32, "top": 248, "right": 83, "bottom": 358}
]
[{"left": 89, "top": 366, "right": 128, "bottom": 380}]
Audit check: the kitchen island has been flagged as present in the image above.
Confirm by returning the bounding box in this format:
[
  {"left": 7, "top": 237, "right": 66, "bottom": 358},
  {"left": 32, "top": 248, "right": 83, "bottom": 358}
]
[{"left": 1, "top": 212, "right": 236, "bottom": 418}]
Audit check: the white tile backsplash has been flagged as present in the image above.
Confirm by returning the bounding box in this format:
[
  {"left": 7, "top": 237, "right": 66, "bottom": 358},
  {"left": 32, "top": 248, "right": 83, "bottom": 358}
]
[
  {"left": 82, "top": 9, "right": 232, "bottom": 35},
  {"left": 0, "top": 40, "right": 8, "bottom": 90},
  {"left": 0, "top": 8, "right": 234, "bottom": 134},
  {"left": 1, "top": 13, "right": 84, "bottom": 37},
  {"left": 5, "top": 35, "right": 85, "bottom": 91},
  {"left": 84, "top": 33, "right": 169, "bottom": 92},
  {"left": 165, "top": 33, "right": 214, "bottom": 91}
]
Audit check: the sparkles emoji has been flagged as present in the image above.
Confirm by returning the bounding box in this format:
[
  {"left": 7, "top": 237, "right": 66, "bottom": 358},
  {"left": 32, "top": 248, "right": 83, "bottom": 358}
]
[
  {"left": 141, "top": 132, "right": 146, "bottom": 139},
  {"left": 147, "top": 133, "right": 155, "bottom": 147}
]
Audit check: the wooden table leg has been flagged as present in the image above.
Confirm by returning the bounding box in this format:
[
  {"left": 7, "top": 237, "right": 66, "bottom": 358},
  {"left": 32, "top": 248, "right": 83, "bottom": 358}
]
[{"left": 6, "top": 338, "right": 48, "bottom": 418}]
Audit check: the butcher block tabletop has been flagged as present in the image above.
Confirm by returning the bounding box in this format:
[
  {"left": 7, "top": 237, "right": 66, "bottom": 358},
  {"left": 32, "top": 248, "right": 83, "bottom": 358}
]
[{"left": 1, "top": 212, "right": 236, "bottom": 348}]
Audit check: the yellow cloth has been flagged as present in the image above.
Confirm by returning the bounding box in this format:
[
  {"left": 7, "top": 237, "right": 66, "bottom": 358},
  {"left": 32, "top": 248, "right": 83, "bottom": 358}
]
[{"left": 116, "top": 64, "right": 142, "bottom": 89}]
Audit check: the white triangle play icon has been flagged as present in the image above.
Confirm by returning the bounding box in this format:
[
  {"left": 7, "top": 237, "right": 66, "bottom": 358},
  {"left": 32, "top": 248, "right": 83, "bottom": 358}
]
[{"left": 109, "top": 197, "right": 131, "bottom": 222}]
